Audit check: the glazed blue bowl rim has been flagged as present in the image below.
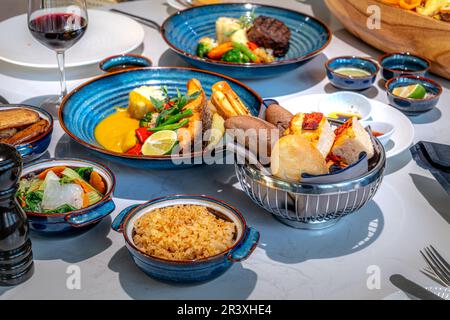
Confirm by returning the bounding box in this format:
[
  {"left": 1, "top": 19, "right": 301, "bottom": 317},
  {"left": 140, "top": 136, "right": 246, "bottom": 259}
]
[
  {"left": 99, "top": 54, "right": 153, "bottom": 72},
  {"left": 385, "top": 75, "right": 443, "bottom": 102},
  {"left": 325, "top": 55, "right": 379, "bottom": 79},
  {"left": 378, "top": 52, "right": 431, "bottom": 74},
  {"left": 0, "top": 104, "right": 53, "bottom": 147},
  {"left": 160, "top": 2, "right": 332, "bottom": 68},
  {"left": 21, "top": 157, "right": 116, "bottom": 218},
  {"left": 59, "top": 66, "right": 263, "bottom": 161},
  {"left": 121, "top": 194, "right": 253, "bottom": 265}
]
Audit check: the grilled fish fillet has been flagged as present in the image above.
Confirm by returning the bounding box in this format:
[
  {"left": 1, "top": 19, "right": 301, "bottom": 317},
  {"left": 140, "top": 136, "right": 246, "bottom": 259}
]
[{"left": 177, "top": 79, "right": 207, "bottom": 152}]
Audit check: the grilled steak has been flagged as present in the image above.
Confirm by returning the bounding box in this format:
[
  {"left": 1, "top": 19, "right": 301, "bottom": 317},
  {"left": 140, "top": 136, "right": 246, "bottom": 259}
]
[{"left": 247, "top": 16, "right": 291, "bottom": 57}]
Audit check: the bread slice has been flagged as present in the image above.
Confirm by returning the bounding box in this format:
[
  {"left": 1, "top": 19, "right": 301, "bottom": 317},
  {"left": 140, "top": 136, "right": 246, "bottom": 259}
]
[
  {"left": 331, "top": 117, "right": 374, "bottom": 165},
  {"left": 271, "top": 135, "right": 328, "bottom": 182},
  {"left": 0, "top": 109, "right": 39, "bottom": 130},
  {"left": 285, "top": 112, "right": 335, "bottom": 158}
]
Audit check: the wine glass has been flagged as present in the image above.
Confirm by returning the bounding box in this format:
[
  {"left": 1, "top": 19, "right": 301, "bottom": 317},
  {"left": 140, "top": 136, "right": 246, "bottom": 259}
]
[{"left": 28, "top": 0, "right": 88, "bottom": 117}]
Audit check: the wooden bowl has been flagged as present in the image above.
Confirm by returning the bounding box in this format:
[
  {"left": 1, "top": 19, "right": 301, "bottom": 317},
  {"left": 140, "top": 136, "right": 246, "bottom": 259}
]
[{"left": 325, "top": 0, "right": 450, "bottom": 80}]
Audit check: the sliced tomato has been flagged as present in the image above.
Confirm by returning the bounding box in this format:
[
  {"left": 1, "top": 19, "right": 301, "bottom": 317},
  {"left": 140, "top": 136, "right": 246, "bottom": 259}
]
[{"left": 302, "top": 112, "right": 324, "bottom": 130}]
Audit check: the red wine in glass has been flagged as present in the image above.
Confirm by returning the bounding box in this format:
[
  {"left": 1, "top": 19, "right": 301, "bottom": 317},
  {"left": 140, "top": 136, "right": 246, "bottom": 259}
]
[
  {"left": 27, "top": 0, "right": 88, "bottom": 117},
  {"left": 28, "top": 13, "right": 87, "bottom": 51}
]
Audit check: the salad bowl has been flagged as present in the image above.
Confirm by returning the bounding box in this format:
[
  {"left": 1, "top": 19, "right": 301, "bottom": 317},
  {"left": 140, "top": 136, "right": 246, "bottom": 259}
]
[
  {"left": 112, "top": 195, "right": 259, "bottom": 283},
  {"left": 59, "top": 59, "right": 262, "bottom": 169},
  {"left": 161, "top": 3, "right": 332, "bottom": 79},
  {"left": 20, "top": 158, "right": 116, "bottom": 234}
]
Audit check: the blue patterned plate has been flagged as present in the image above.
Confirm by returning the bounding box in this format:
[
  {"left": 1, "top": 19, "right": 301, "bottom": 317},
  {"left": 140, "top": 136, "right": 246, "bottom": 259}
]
[
  {"left": 59, "top": 66, "right": 262, "bottom": 169},
  {"left": 161, "top": 3, "right": 332, "bottom": 79}
]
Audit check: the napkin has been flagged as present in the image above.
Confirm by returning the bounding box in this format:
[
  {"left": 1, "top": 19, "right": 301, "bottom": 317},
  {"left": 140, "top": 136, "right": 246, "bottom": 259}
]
[
  {"left": 301, "top": 153, "right": 368, "bottom": 184},
  {"left": 410, "top": 141, "right": 450, "bottom": 195}
]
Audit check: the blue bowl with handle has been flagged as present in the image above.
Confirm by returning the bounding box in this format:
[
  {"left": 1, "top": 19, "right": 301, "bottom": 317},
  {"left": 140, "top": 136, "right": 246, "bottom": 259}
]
[
  {"left": 379, "top": 52, "right": 431, "bottom": 80},
  {"left": 385, "top": 75, "right": 442, "bottom": 115},
  {"left": 59, "top": 56, "right": 262, "bottom": 169},
  {"left": 0, "top": 104, "right": 53, "bottom": 163},
  {"left": 112, "top": 195, "right": 260, "bottom": 283},
  {"left": 20, "top": 158, "right": 116, "bottom": 234},
  {"left": 161, "top": 3, "right": 332, "bottom": 79},
  {"left": 325, "top": 56, "right": 379, "bottom": 90}
]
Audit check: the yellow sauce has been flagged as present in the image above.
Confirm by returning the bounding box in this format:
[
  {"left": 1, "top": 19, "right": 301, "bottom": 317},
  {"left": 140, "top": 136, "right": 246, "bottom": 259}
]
[
  {"left": 328, "top": 112, "right": 362, "bottom": 121},
  {"left": 94, "top": 108, "right": 139, "bottom": 153}
]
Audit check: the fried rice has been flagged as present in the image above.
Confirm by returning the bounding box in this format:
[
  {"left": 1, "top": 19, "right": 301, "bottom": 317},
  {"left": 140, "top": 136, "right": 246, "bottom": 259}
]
[{"left": 132, "top": 204, "right": 236, "bottom": 261}]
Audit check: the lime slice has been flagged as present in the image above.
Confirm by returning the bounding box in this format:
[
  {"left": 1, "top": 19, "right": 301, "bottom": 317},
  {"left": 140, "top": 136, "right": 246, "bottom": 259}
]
[
  {"left": 141, "top": 130, "right": 178, "bottom": 156},
  {"left": 392, "top": 84, "right": 426, "bottom": 99}
]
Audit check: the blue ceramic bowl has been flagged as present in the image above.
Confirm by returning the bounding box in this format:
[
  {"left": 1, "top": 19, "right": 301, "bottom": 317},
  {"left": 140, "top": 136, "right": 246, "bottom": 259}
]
[
  {"left": 379, "top": 52, "right": 431, "bottom": 80},
  {"left": 59, "top": 64, "right": 262, "bottom": 169},
  {"left": 21, "top": 158, "right": 116, "bottom": 234},
  {"left": 325, "top": 56, "right": 379, "bottom": 90},
  {"left": 0, "top": 104, "right": 53, "bottom": 163},
  {"left": 386, "top": 75, "right": 442, "bottom": 115},
  {"left": 161, "top": 3, "right": 331, "bottom": 79},
  {"left": 112, "top": 195, "right": 260, "bottom": 283},
  {"left": 99, "top": 54, "right": 153, "bottom": 72}
]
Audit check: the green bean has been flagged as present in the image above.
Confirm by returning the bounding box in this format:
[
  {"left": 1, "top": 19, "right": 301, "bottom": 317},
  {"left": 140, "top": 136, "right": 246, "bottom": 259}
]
[
  {"left": 150, "top": 119, "right": 190, "bottom": 132},
  {"left": 161, "top": 109, "right": 193, "bottom": 126}
]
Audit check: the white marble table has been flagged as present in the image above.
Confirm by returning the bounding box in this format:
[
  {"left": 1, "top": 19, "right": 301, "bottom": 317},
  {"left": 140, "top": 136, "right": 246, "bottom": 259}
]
[{"left": 0, "top": 0, "right": 449, "bottom": 300}]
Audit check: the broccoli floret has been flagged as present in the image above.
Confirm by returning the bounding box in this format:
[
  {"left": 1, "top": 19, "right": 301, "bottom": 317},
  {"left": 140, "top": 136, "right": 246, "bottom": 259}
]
[
  {"left": 196, "top": 37, "right": 218, "bottom": 58},
  {"left": 221, "top": 48, "right": 250, "bottom": 63}
]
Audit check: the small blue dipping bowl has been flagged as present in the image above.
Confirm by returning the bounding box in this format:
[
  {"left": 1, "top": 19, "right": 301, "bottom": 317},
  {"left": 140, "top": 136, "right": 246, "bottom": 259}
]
[
  {"left": 326, "top": 56, "right": 379, "bottom": 90},
  {"left": 21, "top": 158, "right": 116, "bottom": 234},
  {"left": 386, "top": 75, "right": 442, "bottom": 115},
  {"left": 379, "top": 52, "right": 431, "bottom": 80},
  {"left": 0, "top": 104, "right": 53, "bottom": 163},
  {"left": 112, "top": 195, "right": 260, "bottom": 283},
  {"left": 161, "top": 3, "right": 331, "bottom": 79}
]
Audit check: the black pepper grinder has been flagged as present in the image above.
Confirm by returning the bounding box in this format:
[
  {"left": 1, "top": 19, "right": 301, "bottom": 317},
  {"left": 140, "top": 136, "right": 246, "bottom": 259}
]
[{"left": 0, "top": 143, "right": 34, "bottom": 286}]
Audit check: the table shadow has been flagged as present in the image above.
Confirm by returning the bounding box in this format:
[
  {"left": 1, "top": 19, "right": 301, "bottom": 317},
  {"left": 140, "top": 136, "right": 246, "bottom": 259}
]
[
  {"left": 410, "top": 173, "right": 450, "bottom": 224},
  {"left": 332, "top": 29, "right": 382, "bottom": 59},
  {"left": 257, "top": 201, "right": 384, "bottom": 264},
  {"left": 324, "top": 82, "right": 379, "bottom": 99},
  {"left": 30, "top": 216, "right": 113, "bottom": 264},
  {"left": 0, "top": 286, "right": 11, "bottom": 297},
  {"left": 108, "top": 246, "right": 257, "bottom": 300},
  {"left": 384, "top": 150, "right": 412, "bottom": 176},
  {"left": 158, "top": 49, "right": 328, "bottom": 98}
]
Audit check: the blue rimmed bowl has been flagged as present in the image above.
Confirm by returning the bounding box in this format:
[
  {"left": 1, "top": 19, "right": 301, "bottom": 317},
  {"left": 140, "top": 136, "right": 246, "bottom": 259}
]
[
  {"left": 59, "top": 64, "right": 262, "bottom": 169},
  {"left": 161, "top": 3, "right": 332, "bottom": 79},
  {"left": 20, "top": 158, "right": 116, "bottom": 234},
  {"left": 0, "top": 104, "right": 53, "bottom": 163},
  {"left": 379, "top": 52, "right": 431, "bottom": 80},
  {"left": 99, "top": 54, "right": 153, "bottom": 72},
  {"left": 386, "top": 75, "right": 442, "bottom": 115},
  {"left": 112, "top": 195, "right": 260, "bottom": 283},
  {"left": 325, "top": 56, "right": 379, "bottom": 90}
]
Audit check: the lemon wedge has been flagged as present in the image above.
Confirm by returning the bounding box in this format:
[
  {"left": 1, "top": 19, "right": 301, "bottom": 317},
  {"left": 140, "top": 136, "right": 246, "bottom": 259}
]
[{"left": 141, "top": 130, "right": 178, "bottom": 156}]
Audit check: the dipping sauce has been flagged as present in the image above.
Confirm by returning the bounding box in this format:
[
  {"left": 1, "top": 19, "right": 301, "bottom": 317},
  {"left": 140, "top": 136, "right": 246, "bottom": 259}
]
[
  {"left": 372, "top": 130, "right": 384, "bottom": 137},
  {"left": 334, "top": 67, "right": 371, "bottom": 77},
  {"left": 94, "top": 108, "right": 140, "bottom": 153},
  {"left": 328, "top": 111, "right": 362, "bottom": 122}
]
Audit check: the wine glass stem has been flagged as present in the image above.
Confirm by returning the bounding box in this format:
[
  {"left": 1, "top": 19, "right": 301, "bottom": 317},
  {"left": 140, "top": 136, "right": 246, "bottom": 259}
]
[{"left": 56, "top": 51, "right": 67, "bottom": 104}]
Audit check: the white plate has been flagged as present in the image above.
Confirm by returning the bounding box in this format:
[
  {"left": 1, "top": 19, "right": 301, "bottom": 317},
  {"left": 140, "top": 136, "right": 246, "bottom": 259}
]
[
  {"left": 167, "top": 0, "right": 190, "bottom": 11},
  {"left": 275, "top": 93, "right": 415, "bottom": 159},
  {"left": 0, "top": 10, "right": 145, "bottom": 69}
]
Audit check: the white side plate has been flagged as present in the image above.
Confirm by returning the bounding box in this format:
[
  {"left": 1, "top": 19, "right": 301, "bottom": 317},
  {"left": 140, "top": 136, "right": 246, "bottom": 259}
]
[{"left": 0, "top": 10, "right": 145, "bottom": 69}]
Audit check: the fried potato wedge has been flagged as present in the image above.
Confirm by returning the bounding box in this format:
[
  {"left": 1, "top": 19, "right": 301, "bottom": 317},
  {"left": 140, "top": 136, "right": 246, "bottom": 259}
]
[
  {"left": 211, "top": 81, "right": 250, "bottom": 119},
  {"left": 177, "top": 78, "right": 207, "bottom": 151}
]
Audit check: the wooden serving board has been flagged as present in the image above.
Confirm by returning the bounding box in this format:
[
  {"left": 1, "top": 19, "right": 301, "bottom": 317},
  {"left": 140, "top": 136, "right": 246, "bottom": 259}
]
[{"left": 325, "top": 0, "right": 450, "bottom": 80}]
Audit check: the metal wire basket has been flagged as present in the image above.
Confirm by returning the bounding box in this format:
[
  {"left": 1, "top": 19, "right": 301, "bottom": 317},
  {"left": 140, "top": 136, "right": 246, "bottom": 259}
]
[{"left": 235, "top": 139, "right": 386, "bottom": 229}]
